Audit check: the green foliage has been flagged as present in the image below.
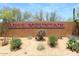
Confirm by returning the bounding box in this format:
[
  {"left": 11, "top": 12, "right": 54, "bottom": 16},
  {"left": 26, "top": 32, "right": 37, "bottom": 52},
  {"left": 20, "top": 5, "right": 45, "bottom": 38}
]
[
  {"left": 0, "top": 8, "right": 10, "bottom": 36},
  {"left": 12, "top": 8, "right": 22, "bottom": 22},
  {"left": 0, "top": 7, "right": 28, "bottom": 22},
  {"left": 75, "top": 42, "right": 79, "bottom": 53},
  {"left": 48, "top": 35, "right": 58, "bottom": 47},
  {"left": 50, "top": 12, "right": 56, "bottom": 21},
  {"left": 10, "top": 37, "right": 22, "bottom": 51},
  {"left": 46, "top": 12, "right": 49, "bottom": 21},
  {"left": 23, "top": 11, "right": 32, "bottom": 21},
  {"left": 0, "top": 8, "right": 13, "bottom": 22},
  {"left": 67, "top": 37, "right": 79, "bottom": 53},
  {"left": 34, "top": 10, "right": 44, "bottom": 21},
  {"left": 67, "top": 37, "right": 77, "bottom": 49},
  {"left": 0, "top": 7, "right": 62, "bottom": 22},
  {"left": 49, "top": 11, "right": 59, "bottom": 22}
]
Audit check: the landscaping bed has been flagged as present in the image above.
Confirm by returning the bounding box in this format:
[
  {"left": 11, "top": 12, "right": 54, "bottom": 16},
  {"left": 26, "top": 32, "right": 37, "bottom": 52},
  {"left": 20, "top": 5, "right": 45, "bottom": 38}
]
[{"left": 0, "top": 37, "right": 79, "bottom": 56}]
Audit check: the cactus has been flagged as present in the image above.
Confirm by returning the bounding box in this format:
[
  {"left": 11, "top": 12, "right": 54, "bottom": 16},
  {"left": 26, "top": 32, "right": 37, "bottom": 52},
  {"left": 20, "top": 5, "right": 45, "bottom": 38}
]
[{"left": 35, "top": 30, "right": 46, "bottom": 41}]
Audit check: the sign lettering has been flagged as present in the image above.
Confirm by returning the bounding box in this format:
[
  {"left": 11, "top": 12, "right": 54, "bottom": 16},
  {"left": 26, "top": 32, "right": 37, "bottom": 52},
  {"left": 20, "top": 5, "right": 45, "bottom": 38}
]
[{"left": 8, "top": 22, "right": 64, "bottom": 29}]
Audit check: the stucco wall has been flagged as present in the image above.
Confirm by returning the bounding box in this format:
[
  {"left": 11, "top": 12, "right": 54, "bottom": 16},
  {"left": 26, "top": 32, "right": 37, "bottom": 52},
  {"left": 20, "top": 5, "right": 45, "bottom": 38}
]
[{"left": 3, "top": 22, "right": 75, "bottom": 37}]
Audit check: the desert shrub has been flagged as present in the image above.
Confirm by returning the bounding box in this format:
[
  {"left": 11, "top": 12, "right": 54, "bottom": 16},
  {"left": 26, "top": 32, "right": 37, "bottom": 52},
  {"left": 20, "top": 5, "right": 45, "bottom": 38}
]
[
  {"left": 70, "top": 42, "right": 79, "bottom": 53},
  {"left": 10, "top": 37, "right": 22, "bottom": 51},
  {"left": 37, "top": 44, "right": 45, "bottom": 51},
  {"left": 67, "top": 37, "right": 77, "bottom": 49},
  {"left": 67, "top": 37, "right": 79, "bottom": 53},
  {"left": 35, "top": 30, "right": 46, "bottom": 41},
  {"left": 74, "top": 42, "right": 79, "bottom": 53},
  {"left": 48, "top": 35, "right": 58, "bottom": 47}
]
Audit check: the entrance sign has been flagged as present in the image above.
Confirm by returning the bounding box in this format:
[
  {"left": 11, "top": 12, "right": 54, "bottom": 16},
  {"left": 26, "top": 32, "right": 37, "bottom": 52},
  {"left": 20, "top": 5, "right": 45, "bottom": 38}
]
[{"left": 8, "top": 22, "right": 64, "bottom": 29}]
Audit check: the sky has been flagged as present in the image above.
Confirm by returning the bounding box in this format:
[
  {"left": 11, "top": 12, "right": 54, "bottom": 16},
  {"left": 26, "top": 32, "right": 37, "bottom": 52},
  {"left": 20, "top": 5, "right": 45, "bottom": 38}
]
[{"left": 0, "top": 3, "right": 79, "bottom": 20}]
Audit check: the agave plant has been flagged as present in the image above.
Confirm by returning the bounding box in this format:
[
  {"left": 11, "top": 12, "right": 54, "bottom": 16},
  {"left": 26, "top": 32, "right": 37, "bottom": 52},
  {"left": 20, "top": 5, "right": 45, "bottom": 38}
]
[
  {"left": 67, "top": 37, "right": 77, "bottom": 49},
  {"left": 67, "top": 36, "right": 79, "bottom": 53},
  {"left": 10, "top": 37, "right": 22, "bottom": 51},
  {"left": 75, "top": 42, "right": 79, "bottom": 53},
  {"left": 71, "top": 42, "right": 77, "bottom": 52}
]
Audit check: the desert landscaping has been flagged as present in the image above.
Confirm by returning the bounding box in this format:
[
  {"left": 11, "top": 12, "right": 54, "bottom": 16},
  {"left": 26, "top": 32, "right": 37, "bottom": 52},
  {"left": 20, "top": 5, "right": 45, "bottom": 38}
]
[
  {"left": 0, "top": 3, "right": 79, "bottom": 56},
  {"left": 0, "top": 37, "right": 79, "bottom": 56}
]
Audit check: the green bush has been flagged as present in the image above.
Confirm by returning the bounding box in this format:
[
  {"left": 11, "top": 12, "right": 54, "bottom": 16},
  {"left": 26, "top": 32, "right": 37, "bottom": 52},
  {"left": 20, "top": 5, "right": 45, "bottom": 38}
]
[
  {"left": 67, "top": 37, "right": 77, "bottom": 49},
  {"left": 75, "top": 42, "right": 79, "bottom": 53},
  {"left": 48, "top": 35, "right": 58, "bottom": 47},
  {"left": 70, "top": 42, "right": 79, "bottom": 53},
  {"left": 67, "top": 37, "right": 79, "bottom": 53},
  {"left": 10, "top": 37, "right": 22, "bottom": 51}
]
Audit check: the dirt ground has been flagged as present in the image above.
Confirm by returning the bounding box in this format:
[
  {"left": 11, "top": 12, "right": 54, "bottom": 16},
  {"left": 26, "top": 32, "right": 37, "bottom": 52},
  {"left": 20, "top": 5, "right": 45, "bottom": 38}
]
[{"left": 0, "top": 37, "right": 79, "bottom": 56}]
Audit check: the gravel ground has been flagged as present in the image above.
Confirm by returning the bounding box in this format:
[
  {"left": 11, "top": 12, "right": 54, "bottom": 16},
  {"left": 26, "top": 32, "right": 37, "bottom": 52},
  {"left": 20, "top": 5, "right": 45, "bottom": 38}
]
[{"left": 0, "top": 37, "right": 79, "bottom": 56}]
